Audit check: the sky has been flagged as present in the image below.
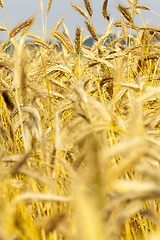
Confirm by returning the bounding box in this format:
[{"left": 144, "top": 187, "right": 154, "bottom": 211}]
[{"left": 0, "top": 0, "right": 159, "bottom": 41}]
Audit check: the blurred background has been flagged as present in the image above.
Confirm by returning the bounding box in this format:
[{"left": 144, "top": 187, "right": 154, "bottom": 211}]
[{"left": 0, "top": 0, "right": 159, "bottom": 41}]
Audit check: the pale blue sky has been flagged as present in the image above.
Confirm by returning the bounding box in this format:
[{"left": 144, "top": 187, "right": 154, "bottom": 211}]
[{"left": 0, "top": 0, "right": 159, "bottom": 41}]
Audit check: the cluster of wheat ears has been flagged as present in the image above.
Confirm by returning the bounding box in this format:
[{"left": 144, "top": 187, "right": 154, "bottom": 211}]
[{"left": 1, "top": 0, "right": 160, "bottom": 239}]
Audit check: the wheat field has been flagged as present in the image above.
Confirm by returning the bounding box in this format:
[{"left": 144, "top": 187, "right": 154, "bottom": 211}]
[{"left": 0, "top": 0, "right": 160, "bottom": 239}]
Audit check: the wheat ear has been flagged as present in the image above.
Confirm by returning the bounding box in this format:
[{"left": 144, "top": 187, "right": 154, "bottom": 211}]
[
  {"left": 102, "top": 0, "right": 109, "bottom": 20},
  {"left": 83, "top": 0, "right": 93, "bottom": 17},
  {"left": 85, "top": 21, "right": 98, "bottom": 41},
  {"left": 120, "top": 14, "right": 128, "bottom": 45},
  {"left": 75, "top": 27, "right": 81, "bottom": 55},
  {"left": 71, "top": 2, "right": 89, "bottom": 21},
  {"left": 118, "top": 4, "right": 133, "bottom": 23},
  {"left": 53, "top": 31, "right": 73, "bottom": 53},
  {"left": 2, "top": 90, "right": 14, "bottom": 111},
  {"left": 9, "top": 16, "right": 35, "bottom": 39},
  {"left": 49, "top": 17, "right": 64, "bottom": 41},
  {"left": 46, "top": 0, "right": 53, "bottom": 15}
]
